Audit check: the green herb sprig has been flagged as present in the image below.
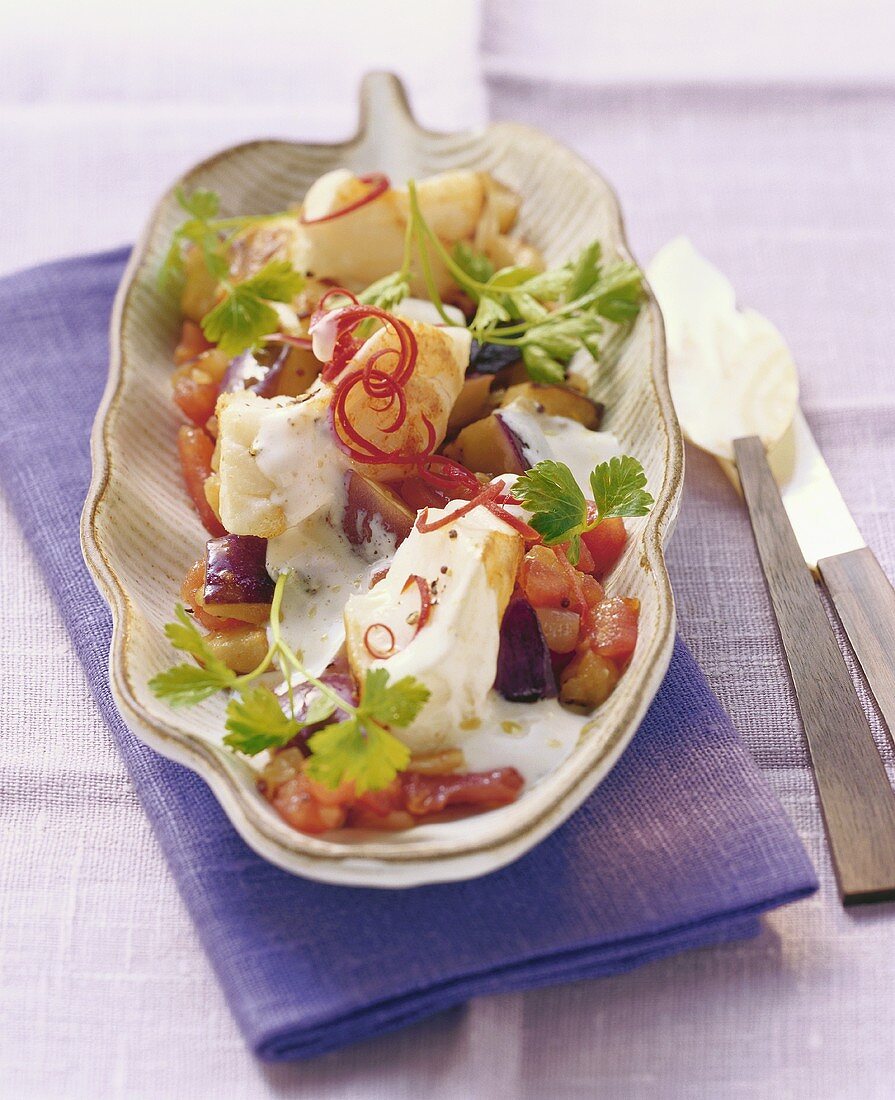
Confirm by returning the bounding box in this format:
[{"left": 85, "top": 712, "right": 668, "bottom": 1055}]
[
  {"left": 202, "top": 261, "right": 305, "bottom": 357},
  {"left": 512, "top": 455, "right": 654, "bottom": 565},
  {"left": 158, "top": 187, "right": 304, "bottom": 357},
  {"left": 149, "top": 573, "right": 428, "bottom": 792},
  {"left": 358, "top": 181, "right": 644, "bottom": 383}
]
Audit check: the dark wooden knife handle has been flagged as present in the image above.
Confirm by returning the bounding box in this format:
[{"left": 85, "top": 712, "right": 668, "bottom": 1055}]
[
  {"left": 819, "top": 547, "right": 895, "bottom": 748},
  {"left": 734, "top": 435, "right": 895, "bottom": 904}
]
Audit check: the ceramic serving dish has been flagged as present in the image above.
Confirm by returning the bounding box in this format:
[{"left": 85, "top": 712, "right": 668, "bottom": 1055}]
[{"left": 81, "top": 72, "right": 683, "bottom": 887}]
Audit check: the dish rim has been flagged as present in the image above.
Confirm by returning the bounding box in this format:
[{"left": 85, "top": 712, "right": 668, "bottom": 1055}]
[{"left": 80, "top": 72, "right": 684, "bottom": 886}]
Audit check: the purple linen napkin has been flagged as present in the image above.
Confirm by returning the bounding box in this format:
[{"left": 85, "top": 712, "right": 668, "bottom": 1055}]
[{"left": 0, "top": 249, "right": 817, "bottom": 1061}]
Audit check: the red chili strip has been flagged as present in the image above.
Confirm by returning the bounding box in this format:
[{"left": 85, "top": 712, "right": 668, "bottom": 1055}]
[
  {"left": 271, "top": 333, "right": 313, "bottom": 350},
  {"left": 363, "top": 623, "right": 396, "bottom": 659},
  {"left": 417, "top": 453, "right": 481, "bottom": 499},
  {"left": 318, "top": 287, "right": 359, "bottom": 310},
  {"left": 314, "top": 301, "right": 484, "bottom": 494},
  {"left": 415, "top": 481, "right": 505, "bottom": 533},
  {"left": 300, "top": 173, "right": 390, "bottom": 225},
  {"left": 321, "top": 304, "right": 415, "bottom": 383},
  {"left": 401, "top": 574, "right": 433, "bottom": 631},
  {"left": 331, "top": 376, "right": 412, "bottom": 462},
  {"left": 323, "top": 308, "right": 430, "bottom": 472},
  {"left": 483, "top": 500, "right": 541, "bottom": 541}
]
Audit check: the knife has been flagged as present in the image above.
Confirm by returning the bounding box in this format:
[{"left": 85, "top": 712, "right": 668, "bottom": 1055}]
[
  {"left": 722, "top": 409, "right": 895, "bottom": 748},
  {"left": 732, "top": 432, "right": 895, "bottom": 904},
  {"left": 771, "top": 412, "right": 895, "bottom": 750},
  {"left": 646, "top": 237, "right": 895, "bottom": 904}
]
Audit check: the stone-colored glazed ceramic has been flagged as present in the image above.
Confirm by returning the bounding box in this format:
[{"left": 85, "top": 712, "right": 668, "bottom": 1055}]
[{"left": 81, "top": 73, "right": 683, "bottom": 887}]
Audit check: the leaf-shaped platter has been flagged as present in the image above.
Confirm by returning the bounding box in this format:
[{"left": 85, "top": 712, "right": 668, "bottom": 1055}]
[{"left": 81, "top": 72, "right": 683, "bottom": 887}]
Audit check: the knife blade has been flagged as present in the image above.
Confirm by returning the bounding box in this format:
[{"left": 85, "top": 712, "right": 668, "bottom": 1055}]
[
  {"left": 768, "top": 410, "right": 865, "bottom": 569},
  {"left": 719, "top": 409, "right": 864, "bottom": 570}
]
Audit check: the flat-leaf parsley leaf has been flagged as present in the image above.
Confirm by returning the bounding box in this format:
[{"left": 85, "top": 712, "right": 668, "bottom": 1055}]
[
  {"left": 223, "top": 684, "right": 303, "bottom": 756},
  {"left": 589, "top": 455, "right": 654, "bottom": 519},
  {"left": 159, "top": 188, "right": 304, "bottom": 355},
  {"left": 202, "top": 260, "right": 305, "bottom": 357},
  {"left": 512, "top": 455, "right": 654, "bottom": 564},
  {"left": 150, "top": 574, "right": 429, "bottom": 792},
  {"left": 148, "top": 604, "right": 237, "bottom": 704},
  {"left": 305, "top": 669, "right": 427, "bottom": 794}
]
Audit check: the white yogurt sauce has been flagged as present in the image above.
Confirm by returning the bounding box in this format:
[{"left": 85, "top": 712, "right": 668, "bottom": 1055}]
[
  {"left": 343, "top": 503, "right": 516, "bottom": 754},
  {"left": 497, "top": 397, "right": 620, "bottom": 495},
  {"left": 253, "top": 388, "right": 347, "bottom": 529},
  {"left": 461, "top": 693, "right": 586, "bottom": 784},
  {"left": 250, "top": 350, "right": 622, "bottom": 786},
  {"left": 268, "top": 508, "right": 394, "bottom": 677},
  {"left": 309, "top": 310, "right": 340, "bottom": 363},
  {"left": 440, "top": 401, "right": 622, "bottom": 779}
]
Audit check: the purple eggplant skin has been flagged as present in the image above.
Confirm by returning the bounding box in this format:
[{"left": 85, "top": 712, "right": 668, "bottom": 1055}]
[
  {"left": 221, "top": 350, "right": 268, "bottom": 394},
  {"left": 203, "top": 534, "right": 275, "bottom": 605},
  {"left": 285, "top": 673, "right": 359, "bottom": 755},
  {"left": 468, "top": 340, "right": 523, "bottom": 375},
  {"left": 251, "top": 345, "right": 291, "bottom": 398},
  {"left": 221, "top": 345, "right": 289, "bottom": 397},
  {"left": 493, "top": 410, "right": 529, "bottom": 472},
  {"left": 494, "top": 596, "right": 557, "bottom": 703}
]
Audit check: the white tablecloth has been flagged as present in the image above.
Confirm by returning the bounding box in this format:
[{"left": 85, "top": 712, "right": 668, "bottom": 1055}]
[{"left": 3, "top": 3, "right": 895, "bottom": 1096}]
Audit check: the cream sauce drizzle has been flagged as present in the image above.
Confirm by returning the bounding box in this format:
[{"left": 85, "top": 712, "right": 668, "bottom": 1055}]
[{"left": 253, "top": 365, "right": 621, "bottom": 784}]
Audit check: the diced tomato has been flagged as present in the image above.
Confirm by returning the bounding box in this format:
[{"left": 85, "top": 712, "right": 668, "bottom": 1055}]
[
  {"left": 262, "top": 760, "right": 525, "bottom": 835},
  {"left": 572, "top": 538, "right": 596, "bottom": 575},
  {"left": 401, "top": 768, "right": 524, "bottom": 816},
  {"left": 581, "top": 514, "right": 627, "bottom": 578},
  {"left": 172, "top": 360, "right": 220, "bottom": 426},
  {"left": 585, "top": 595, "right": 639, "bottom": 664},
  {"left": 271, "top": 773, "right": 349, "bottom": 834},
  {"left": 173, "top": 320, "right": 214, "bottom": 366},
  {"left": 176, "top": 425, "right": 226, "bottom": 537},
  {"left": 355, "top": 778, "right": 404, "bottom": 817},
  {"left": 348, "top": 808, "right": 416, "bottom": 830},
  {"left": 519, "top": 545, "right": 574, "bottom": 610},
  {"left": 304, "top": 773, "right": 356, "bottom": 808},
  {"left": 534, "top": 607, "right": 581, "bottom": 653},
  {"left": 259, "top": 751, "right": 525, "bottom": 835},
  {"left": 579, "top": 574, "right": 605, "bottom": 608}
]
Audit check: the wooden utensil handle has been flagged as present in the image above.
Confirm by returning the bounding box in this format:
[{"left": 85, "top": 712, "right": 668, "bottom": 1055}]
[
  {"left": 819, "top": 547, "right": 895, "bottom": 749},
  {"left": 734, "top": 436, "right": 895, "bottom": 904}
]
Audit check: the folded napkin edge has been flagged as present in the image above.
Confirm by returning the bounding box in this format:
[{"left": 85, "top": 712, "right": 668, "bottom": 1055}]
[
  {"left": 252, "top": 882, "right": 813, "bottom": 1061},
  {"left": 0, "top": 244, "right": 132, "bottom": 286}
]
